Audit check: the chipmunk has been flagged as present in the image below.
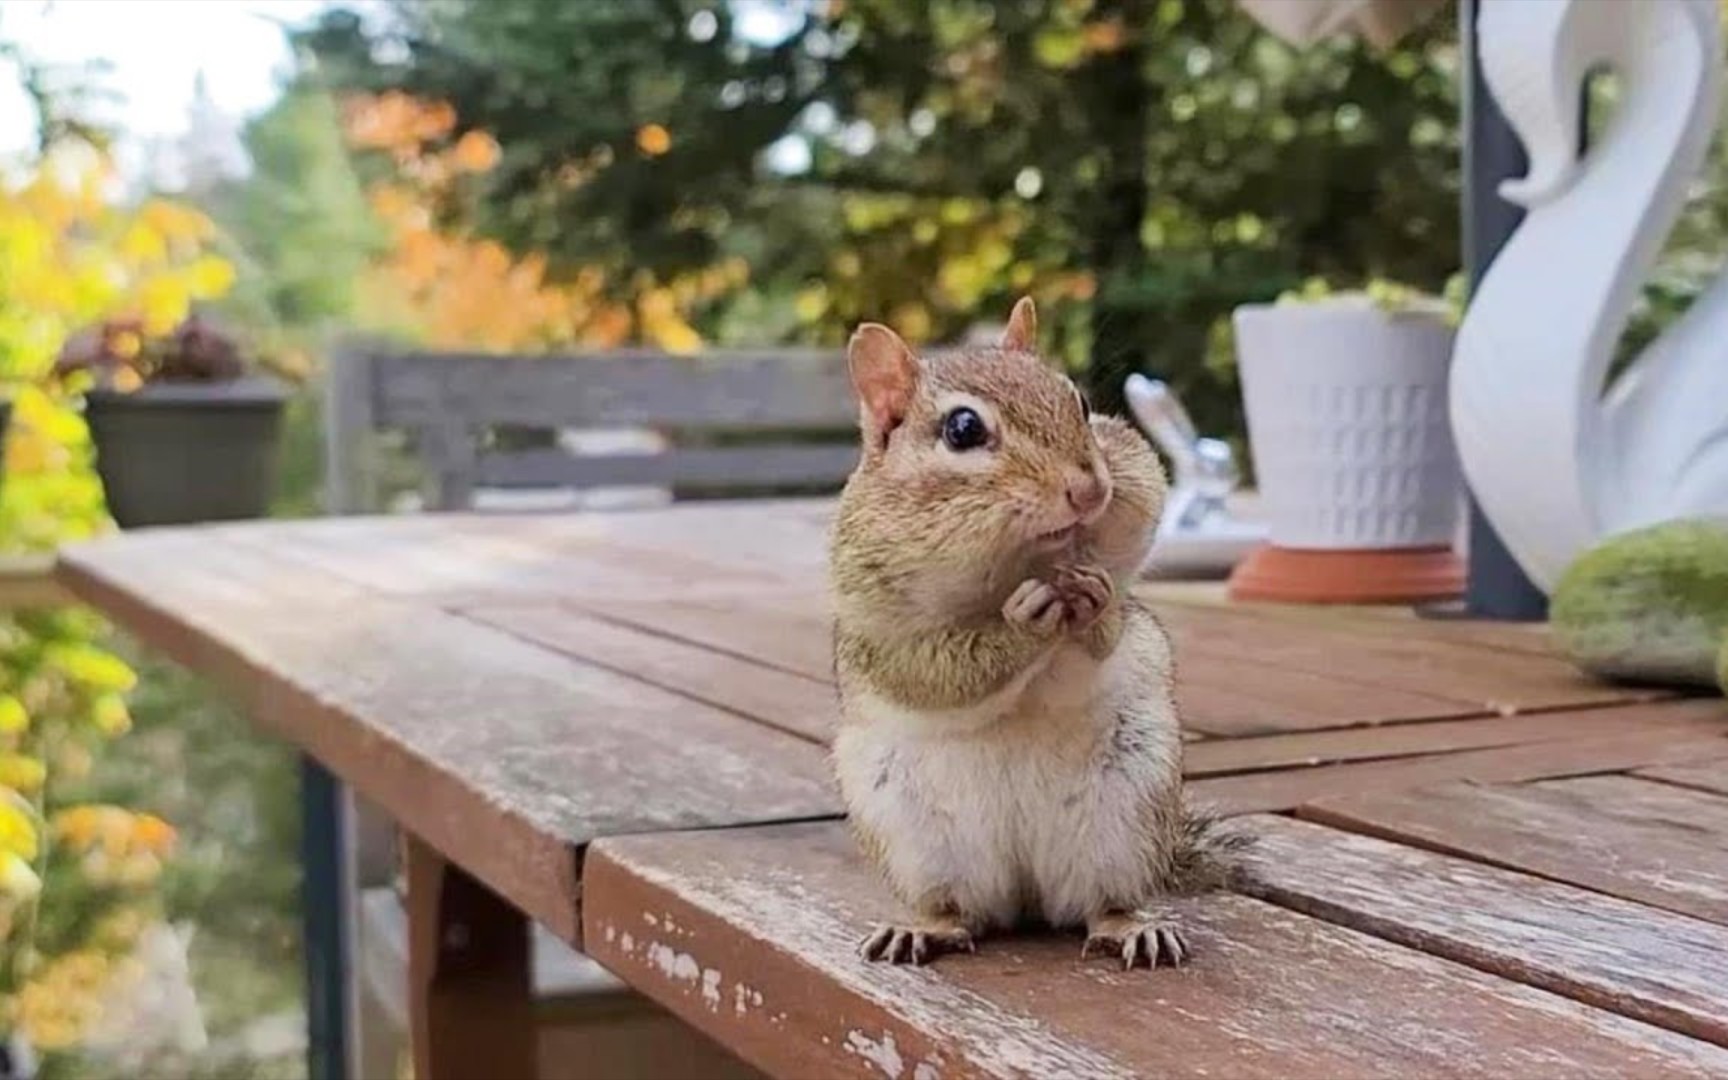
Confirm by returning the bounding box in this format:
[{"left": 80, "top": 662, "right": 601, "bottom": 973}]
[{"left": 829, "top": 297, "right": 1237, "bottom": 970}]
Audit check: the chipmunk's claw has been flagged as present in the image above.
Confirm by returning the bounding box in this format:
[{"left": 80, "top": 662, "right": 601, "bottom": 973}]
[
  {"left": 1003, "top": 579, "right": 1065, "bottom": 633},
  {"left": 1083, "top": 913, "right": 1189, "bottom": 970},
  {"left": 1054, "top": 564, "right": 1114, "bottom": 631},
  {"left": 858, "top": 924, "right": 975, "bottom": 965}
]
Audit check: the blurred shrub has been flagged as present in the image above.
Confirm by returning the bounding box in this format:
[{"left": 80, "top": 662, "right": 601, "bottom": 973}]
[{"left": 0, "top": 146, "right": 234, "bottom": 1067}]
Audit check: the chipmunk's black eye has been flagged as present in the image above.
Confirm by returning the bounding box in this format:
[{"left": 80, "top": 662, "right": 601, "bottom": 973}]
[{"left": 941, "top": 406, "right": 989, "bottom": 451}]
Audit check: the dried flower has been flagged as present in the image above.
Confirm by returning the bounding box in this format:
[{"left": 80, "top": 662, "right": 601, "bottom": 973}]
[{"left": 53, "top": 314, "right": 246, "bottom": 391}]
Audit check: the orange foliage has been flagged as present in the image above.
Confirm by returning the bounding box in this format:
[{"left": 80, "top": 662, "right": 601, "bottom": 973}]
[{"left": 342, "top": 93, "right": 740, "bottom": 353}]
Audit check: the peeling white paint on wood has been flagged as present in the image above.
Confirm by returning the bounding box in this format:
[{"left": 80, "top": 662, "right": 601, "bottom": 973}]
[
  {"left": 845, "top": 1029, "right": 905, "bottom": 1078},
  {"left": 591, "top": 822, "right": 1728, "bottom": 1079},
  {"left": 645, "top": 941, "right": 700, "bottom": 984}
]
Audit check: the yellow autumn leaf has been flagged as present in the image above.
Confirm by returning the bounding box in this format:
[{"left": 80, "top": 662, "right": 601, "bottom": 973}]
[
  {"left": 889, "top": 302, "right": 933, "bottom": 343},
  {"left": 130, "top": 813, "right": 175, "bottom": 855},
  {"left": 794, "top": 285, "right": 829, "bottom": 322},
  {"left": 652, "top": 321, "right": 703, "bottom": 354},
  {"left": 118, "top": 222, "right": 167, "bottom": 265},
  {"left": 91, "top": 694, "right": 130, "bottom": 737},
  {"left": 0, "top": 694, "right": 28, "bottom": 734},
  {"left": 0, "top": 850, "right": 42, "bottom": 900},
  {"left": 43, "top": 644, "right": 138, "bottom": 692},
  {"left": 138, "top": 198, "right": 214, "bottom": 243},
  {"left": 186, "top": 254, "right": 236, "bottom": 299},
  {"left": 0, "top": 797, "right": 39, "bottom": 860},
  {"left": 136, "top": 276, "right": 190, "bottom": 336},
  {"left": 0, "top": 754, "right": 47, "bottom": 793}
]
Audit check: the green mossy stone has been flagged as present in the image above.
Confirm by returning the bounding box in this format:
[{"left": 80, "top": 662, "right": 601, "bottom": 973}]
[{"left": 1550, "top": 518, "right": 1728, "bottom": 688}]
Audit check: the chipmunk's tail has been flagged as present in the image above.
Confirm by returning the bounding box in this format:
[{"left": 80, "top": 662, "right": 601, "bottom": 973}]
[{"left": 1166, "top": 797, "right": 1254, "bottom": 894}]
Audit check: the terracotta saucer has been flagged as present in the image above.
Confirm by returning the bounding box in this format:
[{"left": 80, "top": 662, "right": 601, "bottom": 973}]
[{"left": 1226, "top": 544, "right": 1465, "bottom": 605}]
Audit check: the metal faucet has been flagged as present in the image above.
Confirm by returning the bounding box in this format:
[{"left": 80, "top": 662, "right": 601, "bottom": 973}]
[{"left": 1123, "top": 374, "right": 1242, "bottom": 533}]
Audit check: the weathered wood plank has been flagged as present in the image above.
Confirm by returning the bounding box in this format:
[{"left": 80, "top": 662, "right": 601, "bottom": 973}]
[
  {"left": 406, "top": 835, "right": 535, "bottom": 1080},
  {"left": 1160, "top": 605, "right": 1667, "bottom": 714},
  {"left": 576, "top": 593, "right": 837, "bottom": 683},
  {"left": 584, "top": 821, "right": 1728, "bottom": 1079},
  {"left": 567, "top": 590, "right": 1479, "bottom": 738},
  {"left": 462, "top": 603, "right": 836, "bottom": 744},
  {"left": 1237, "top": 815, "right": 1728, "bottom": 1046},
  {"left": 1635, "top": 757, "right": 1728, "bottom": 798},
  {"left": 0, "top": 553, "right": 69, "bottom": 609},
  {"left": 1137, "top": 580, "right": 1558, "bottom": 657},
  {"left": 1303, "top": 773, "right": 1728, "bottom": 925},
  {"left": 1184, "top": 706, "right": 1725, "bottom": 778},
  {"left": 373, "top": 348, "right": 856, "bottom": 430},
  {"left": 478, "top": 444, "right": 858, "bottom": 492},
  {"left": 192, "top": 509, "right": 1606, "bottom": 739},
  {"left": 1189, "top": 701, "right": 1728, "bottom": 815},
  {"left": 223, "top": 506, "right": 828, "bottom": 603},
  {"left": 55, "top": 531, "right": 840, "bottom": 944},
  {"left": 1173, "top": 661, "right": 1476, "bottom": 737}
]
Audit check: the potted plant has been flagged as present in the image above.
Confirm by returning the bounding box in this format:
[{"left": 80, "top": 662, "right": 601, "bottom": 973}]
[
  {"left": 53, "top": 315, "right": 286, "bottom": 528},
  {"left": 1226, "top": 277, "right": 1468, "bottom": 603}
]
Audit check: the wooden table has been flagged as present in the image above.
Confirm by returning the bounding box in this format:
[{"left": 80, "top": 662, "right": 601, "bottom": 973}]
[{"left": 56, "top": 500, "right": 1728, "bottom": 1078}]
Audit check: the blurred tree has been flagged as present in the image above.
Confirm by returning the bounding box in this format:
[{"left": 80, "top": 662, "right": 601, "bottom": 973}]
[
  {"left": 813, "top": 0, "right": 1460, "bottom": 420},
  {"left": 300, "top": 0, "right": 1461, "bottom": 428},
  {"left": 219, "top": 71, "right": 382, "bottom": 328},
  {"left": 298, "top": 3, "right": 816, "bottom": 281}
]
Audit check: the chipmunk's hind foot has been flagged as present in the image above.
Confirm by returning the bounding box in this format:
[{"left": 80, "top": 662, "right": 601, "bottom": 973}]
[
  {"left": 1083, "top": 910, "right": 1189, "bottom": 970},
  {"left": 858, "top": 920, "right": 976, "bottom": 965}
]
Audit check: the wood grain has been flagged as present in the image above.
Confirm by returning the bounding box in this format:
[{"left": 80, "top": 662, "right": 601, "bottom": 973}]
[
  {"left": 224, "top": 513, "right": 792, "bottom": 606},
  {"left": 1184, "top": 706, "right": 1728, "bottom": 777},
  {"left": 574, "top": 592, "right": 836, "bottom": 683},
  {"left": 371, "top": 348, "right": 856, "bottom": 431},
  {"left": 0, "top": 553, "right": 68, "bottom": 609},
  {"left": 1189, "top": 700, "right": 1728, "bottom": 815},
  {"left": 1172, "top": 658, "right": 1473, "bottom": 737},
  {"left": 478, "top": 444, "right": 858, "bottom": 492},
  {"left": 1137, "top": 581, "right": 1557, "bottom": 657},
  {"left": 1238, "top": 815, "right": 1728, "bottom": 1046},
  {"left": 584, "top": 821, "right": 1728, "bottom": 1079},
  {"left": 406, "top": 835, "right": 535, "bottom": 1080},
  {"left": 463, "top": 603, "right": 836, "bottom": 744},
  {"left": 1304, "top": 773, "right": 1728, "bottom": 925},
  {"left": 1159, "top": 605, "right": 1667, "bottom": 714},
  {"left": 56, "top": 530, "right": 840, "bottom": 943},
  {"left": 1635, "top": 757, "right": 1728, "bottom": 798},
  {"left": 171, "top": 509, "right": 1645, "bottom": 742}
]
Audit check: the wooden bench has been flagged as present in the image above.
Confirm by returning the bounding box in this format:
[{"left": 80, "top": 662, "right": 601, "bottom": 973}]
[
  {"left": 324, "top": 344, "right": 859, "bottom": 513},
  {"left": 322, "top": 344, "right": 855, "bottom": 1079}
]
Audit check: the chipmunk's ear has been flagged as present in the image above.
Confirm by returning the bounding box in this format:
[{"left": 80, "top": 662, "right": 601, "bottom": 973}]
[
  {"left": 848, "top": 323, "right": 918, "bottom": 450},
  {"left": 1000, "top": 296, "right": 1038, "bottom": 352}
]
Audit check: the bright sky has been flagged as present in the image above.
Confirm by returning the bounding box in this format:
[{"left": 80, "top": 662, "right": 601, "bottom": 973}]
[
  {"left": 0, "top": 0, "right": 811, "bottom": 179},
  {"left": 0, "top": 0, "right": 344, "bottom": 169}
]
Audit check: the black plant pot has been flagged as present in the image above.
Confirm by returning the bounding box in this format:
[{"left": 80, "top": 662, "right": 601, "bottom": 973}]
[{"left": 84, "top": 378, "right": 287, "bottom": 528}]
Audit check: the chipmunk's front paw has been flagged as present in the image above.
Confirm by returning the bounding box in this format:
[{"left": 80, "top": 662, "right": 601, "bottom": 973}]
[
  {"left": 1055, "top": 565, "right": 1114, "bottom": 631},
  {"left": 858, "top": 922, "right": 976, "bottom": 966},
  {"left": 1003, "top": 578, "right": 1065, "bottom": 633},
  {"left": 1083, "top": 911, "right": 1189, "bottom": 970}
]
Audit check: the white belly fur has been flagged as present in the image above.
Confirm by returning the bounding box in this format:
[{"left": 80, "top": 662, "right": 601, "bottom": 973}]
[{"left": 834, "top": 628, "right": 1181, "bottom": 929}]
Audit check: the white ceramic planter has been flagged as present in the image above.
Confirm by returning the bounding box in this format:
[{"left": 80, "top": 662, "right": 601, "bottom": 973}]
[{"left": 1234, "top": 299, "right": 1463, "bottom": 550}]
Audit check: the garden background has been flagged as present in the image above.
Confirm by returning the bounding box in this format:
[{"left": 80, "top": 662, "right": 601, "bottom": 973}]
[{"left": 2, "top": 0, "right": 1727, "bottom": 1076}]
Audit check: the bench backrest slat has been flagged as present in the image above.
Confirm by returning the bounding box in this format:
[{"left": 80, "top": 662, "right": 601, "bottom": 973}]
[{"left": 325, "top": 344, "right": 860, "bottom": 513}]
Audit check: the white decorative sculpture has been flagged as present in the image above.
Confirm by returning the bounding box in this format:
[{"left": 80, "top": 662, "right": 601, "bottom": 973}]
[{"left": 1451, "top": 0, "right": 1728, "bottom": 593}]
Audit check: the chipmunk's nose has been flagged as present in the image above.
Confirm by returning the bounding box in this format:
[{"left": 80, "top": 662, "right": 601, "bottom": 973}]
[{"left": 1065, "top": 464, "right": 1111, "bottom": 520}]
